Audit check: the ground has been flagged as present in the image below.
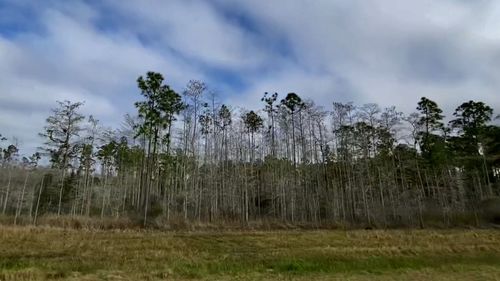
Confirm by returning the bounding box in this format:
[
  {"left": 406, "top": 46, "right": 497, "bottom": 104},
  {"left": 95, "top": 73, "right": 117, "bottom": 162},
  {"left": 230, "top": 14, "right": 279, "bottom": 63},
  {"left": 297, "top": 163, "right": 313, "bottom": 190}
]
[{"left": 1, "top": 227, "right": 500, "bottom": 280}]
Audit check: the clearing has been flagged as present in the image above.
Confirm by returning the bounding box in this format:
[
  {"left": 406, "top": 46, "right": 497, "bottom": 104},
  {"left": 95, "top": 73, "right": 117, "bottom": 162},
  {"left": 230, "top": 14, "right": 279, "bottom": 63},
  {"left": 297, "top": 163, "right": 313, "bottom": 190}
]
[{"left": 1, "top": 227, "right": 500, "bottom": 280}]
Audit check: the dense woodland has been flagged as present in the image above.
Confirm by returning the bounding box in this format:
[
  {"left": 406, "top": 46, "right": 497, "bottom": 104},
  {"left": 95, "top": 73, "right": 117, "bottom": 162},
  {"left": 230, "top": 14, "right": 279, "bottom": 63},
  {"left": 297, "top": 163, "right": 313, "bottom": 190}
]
[{"left": 1, "top": 71, "right": 499, "bottom": 228}]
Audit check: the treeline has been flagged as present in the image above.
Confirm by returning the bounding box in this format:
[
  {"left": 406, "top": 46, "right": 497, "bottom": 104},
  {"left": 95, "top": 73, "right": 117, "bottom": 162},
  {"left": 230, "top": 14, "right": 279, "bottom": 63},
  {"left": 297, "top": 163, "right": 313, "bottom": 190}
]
[{"left": 1, "top": 71, "right": 499, "bottom": 228}]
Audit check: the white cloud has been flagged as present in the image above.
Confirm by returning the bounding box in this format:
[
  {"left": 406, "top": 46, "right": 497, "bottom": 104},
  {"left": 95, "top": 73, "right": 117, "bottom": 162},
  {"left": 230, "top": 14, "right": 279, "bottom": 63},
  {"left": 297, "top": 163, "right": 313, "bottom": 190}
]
[
  {"left": 106, "top": 0, "right": 271, "bottom": 71},
  {"left": 218, "top": 0, "right": 500, "bottom": 114},
  {"left": 0, "top": 2, "right": 205, "bottom": 154},
  {"left": 1, "top": 0, "right": 500, "bottom": 156}
]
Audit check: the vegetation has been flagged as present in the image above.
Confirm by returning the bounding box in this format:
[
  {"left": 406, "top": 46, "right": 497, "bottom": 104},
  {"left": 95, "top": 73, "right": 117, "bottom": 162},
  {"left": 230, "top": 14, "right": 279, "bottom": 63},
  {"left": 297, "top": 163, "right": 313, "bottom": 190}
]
[
  {"left": 0, "top": 71, "right": 499, "bottom": 228},
  {"left": 1, "top": 227, "right": 500, "bottom": 280}
]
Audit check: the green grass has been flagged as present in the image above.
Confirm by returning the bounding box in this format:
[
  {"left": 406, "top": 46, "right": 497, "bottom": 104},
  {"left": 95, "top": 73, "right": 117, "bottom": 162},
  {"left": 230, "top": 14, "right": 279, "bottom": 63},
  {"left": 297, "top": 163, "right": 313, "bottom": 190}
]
[{"left": 1, "top": 227, "right": 500, "bottom": 280}]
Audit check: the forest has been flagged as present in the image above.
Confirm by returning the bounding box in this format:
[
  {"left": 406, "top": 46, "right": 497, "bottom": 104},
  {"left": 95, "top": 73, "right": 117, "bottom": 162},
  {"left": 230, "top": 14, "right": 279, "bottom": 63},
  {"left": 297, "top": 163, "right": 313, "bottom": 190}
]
[{"left": 1, "top": 71, "right": 499, "bottom": 228}]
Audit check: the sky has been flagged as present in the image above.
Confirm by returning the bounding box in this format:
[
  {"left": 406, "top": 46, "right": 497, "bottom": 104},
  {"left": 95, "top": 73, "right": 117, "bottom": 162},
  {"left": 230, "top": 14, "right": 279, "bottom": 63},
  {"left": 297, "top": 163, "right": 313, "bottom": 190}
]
[{"left": 1, "top": 0, "right": 500, "bottom": 154}]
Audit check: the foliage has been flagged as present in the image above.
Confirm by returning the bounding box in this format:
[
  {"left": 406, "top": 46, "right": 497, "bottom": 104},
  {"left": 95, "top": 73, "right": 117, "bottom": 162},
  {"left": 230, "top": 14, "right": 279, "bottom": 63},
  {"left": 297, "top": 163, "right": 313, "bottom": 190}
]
[
  {"left": 1, "top": 71, "right": 499, "bottom": 228},
  {"left": 39, "top": 100, "right": 84, "bottom": 169}
]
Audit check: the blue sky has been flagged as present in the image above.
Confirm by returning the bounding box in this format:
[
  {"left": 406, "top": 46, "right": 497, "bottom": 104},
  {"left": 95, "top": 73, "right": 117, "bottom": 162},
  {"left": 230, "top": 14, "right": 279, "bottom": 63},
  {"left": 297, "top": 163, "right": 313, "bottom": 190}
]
[{"left": 1, "top": 0, "right": 500, "bottom": 153}]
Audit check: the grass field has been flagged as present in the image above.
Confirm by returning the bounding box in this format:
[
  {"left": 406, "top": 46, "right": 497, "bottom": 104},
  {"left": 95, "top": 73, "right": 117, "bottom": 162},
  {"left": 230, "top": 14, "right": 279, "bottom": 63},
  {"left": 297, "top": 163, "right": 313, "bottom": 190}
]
[{"left": 1, "top": 227, "right": 500, "bottom": 280}]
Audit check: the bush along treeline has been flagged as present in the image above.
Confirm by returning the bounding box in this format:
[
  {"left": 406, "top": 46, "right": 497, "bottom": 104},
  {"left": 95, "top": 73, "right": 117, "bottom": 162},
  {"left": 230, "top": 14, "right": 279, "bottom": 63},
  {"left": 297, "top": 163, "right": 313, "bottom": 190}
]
[{"left": 1, "top": 71, "right": 500, "bottom": 229}]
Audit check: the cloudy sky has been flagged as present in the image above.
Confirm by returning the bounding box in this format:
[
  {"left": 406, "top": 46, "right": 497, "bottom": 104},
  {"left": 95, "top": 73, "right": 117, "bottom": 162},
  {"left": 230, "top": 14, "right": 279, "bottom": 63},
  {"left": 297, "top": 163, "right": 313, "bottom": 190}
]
[{"left": 1, "top": 0, "right": 499, "bottom": 153}]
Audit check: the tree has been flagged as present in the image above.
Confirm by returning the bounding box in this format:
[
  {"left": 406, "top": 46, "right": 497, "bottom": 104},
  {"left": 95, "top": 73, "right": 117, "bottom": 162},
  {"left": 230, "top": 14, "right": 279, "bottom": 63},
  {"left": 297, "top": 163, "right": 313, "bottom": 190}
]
[
  {"left": 97, "top": 139, "right": 118, "bottom": 218},
  {"left": 218, "top": 104, "right": 232, "bottom": 162},
  {"left": 243, "top": 111, "right": 264, "bottom": 162},
  {"left": 484, "top": 125, "right": 500, "bottom": 167},
  {"left": 241, "top": 110, "right": 263, "bottom": 222},
  {"left": 262, "top": 92, "right": 279, "bottom": 157},
  {"left": 332, "top": 102, "right": 355, "bottom": 161},
  {"left": 450, "top": 100, "right": 493, "bottom": 155},
  {"left": 135, "top": 71, "right": 184, "bottom": 225},
  {"left": 183, "top": 80, "right": 206, "bottom": 156},
  {"left": 417, "top": 97, "right": 444, "bottom": 134},
  {"left": 281, "top": 93, "right": 304, "bottom": 166},
  {"left": 2, "top": 144, "right": 18, "bottom": 164},
  {"left": 375, "top": 106, "right": 402, "bottom": 158},
  {"left": 0, "top": 134, "right": 7, "bottom": 163},
  {"left": 2, "top": 143, "right": 18, "bottom": 215},
  {"left": 199, "top": 103, "right": 213, "bottom": 163},
  {"left": 5, "top": 69, "right": 500, "bottom": 228},
  {"left": 416, "top": 97, "right": 445, "bottom": 164},
  {"left": 14, "top": 152, "right": 40, "bottom": 224},
  {"left": 79, "top": 115, "right": 99, "bottom": 216},
  {"left": 403, "top": 112, "right": 421, "bottom": 152},
  {"left": 446, "top": 101, "right": 495, "bottom": 197},
  {"left": 39, "top": 100, "right": 84, "bottom": 216},
  {"left": 358, "top": 103, "right": 381, "bottom": 157}
]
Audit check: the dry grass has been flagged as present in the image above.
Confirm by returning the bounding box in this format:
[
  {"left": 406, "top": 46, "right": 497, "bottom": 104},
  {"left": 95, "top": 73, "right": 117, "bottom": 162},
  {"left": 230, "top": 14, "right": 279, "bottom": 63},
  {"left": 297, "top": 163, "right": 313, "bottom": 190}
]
[
  {"left": 0, "top": 215, "right": 346, "bottom": 231},
  {"left": 0, "top": 227, "right": 500, "bottom": 280}
]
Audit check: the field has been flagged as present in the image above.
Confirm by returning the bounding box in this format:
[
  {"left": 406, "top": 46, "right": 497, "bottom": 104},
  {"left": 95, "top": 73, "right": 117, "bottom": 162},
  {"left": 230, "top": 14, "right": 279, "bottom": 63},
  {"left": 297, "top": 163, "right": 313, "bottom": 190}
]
[{"left": 1, "top": 227, "right": 500, "bottom": 280}]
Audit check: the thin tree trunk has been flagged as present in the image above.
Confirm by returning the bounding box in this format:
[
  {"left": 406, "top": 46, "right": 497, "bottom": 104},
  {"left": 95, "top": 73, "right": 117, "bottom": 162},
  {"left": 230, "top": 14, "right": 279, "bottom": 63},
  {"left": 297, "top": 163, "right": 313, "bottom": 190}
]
[
  {"left": 33, "top": 176, "right": 45, "bottom": 225},
  {"left": 2, "top": 167, "right": 12, "bottom": 215},
  {"left": 14, "top": 171, "right": 30, "bottom": 225},
  {"left": 57, "top": 168, "right": 67, "bottom": 216}
]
